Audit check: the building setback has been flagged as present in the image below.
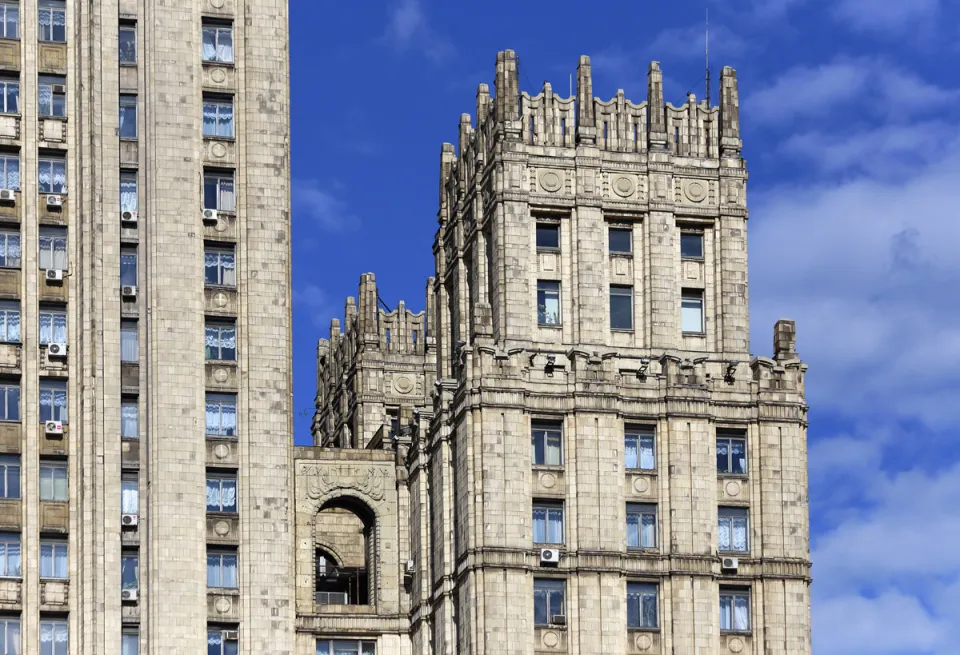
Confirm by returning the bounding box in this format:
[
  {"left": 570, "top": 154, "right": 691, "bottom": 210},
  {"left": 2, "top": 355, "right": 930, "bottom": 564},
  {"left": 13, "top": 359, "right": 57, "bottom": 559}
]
[{"left": 304, "top": 51, "right": 811, "bottom": 655}]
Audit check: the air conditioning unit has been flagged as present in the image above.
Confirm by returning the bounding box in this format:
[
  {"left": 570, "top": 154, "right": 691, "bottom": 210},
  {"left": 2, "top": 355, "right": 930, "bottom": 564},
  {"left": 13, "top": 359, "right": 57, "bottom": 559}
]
[
  {"left": 45, "top": 269, "right": 64, "bottom": 282},
  {"left": 202, "top": 208, "right": 219, "bottom": 224},
  {"left": 47, "top": 342, "right": 67, "bottom": 357},
  {"left": 0, "top": 189, "right": 14, "bottom": 202},
  {"left": 46, "top": 194, "right": 64, "bottom": 208},
  {"left": 223, "top": 630, "right": 239, "bottom": 641},
  {"left": 51, "top": 84, "right": 67, "bottom": 95},
  {"left": 550, "top": 615, "right": 567, "bottom": 626},
  {"left": 539, "top": 548, "right": 560, "bottom": 565},
  {"left": 45, "top": 420, "right": 64, "bottom": 435},
  {"left": 721, "top": 556, "right": 739, "bottom": 572},
  {"left": 405, "top": 559, "right": 415, "bottom": 574},
  {"left": 121, "top": 589, "right": 139, "bottom": 602},
  {"left": 121, "top": 285, "right": 138, "bottom": 298},
  {"left": 121, "top": 513, "right": 139, "bottom": 527},
  {"left": 121, "top": 210, "right": 138, "bottom": 223}
]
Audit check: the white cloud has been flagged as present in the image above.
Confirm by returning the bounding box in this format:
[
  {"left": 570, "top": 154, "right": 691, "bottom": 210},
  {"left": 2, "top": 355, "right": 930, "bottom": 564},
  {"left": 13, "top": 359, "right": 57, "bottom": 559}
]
[
  {"left": 294, "top": 284, "right": 334, "bottom": 330},
  {"left": 647, "top": 23, "right": 747, "bottom": 60},
  {"left": 384, "top": 0, "right": 453, "bottom": 62},
  {"left": 292, "top": 180, "right": 359, "bottom": 232},
  {"left": 833, "top": 0, "right": 941, "bottom": 35}
]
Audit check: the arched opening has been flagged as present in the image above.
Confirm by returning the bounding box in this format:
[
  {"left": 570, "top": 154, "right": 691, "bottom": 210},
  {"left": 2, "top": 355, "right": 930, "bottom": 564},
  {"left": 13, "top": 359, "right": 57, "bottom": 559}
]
[{"left": 315, "top": 497, "right": 375, "bottom": 606}]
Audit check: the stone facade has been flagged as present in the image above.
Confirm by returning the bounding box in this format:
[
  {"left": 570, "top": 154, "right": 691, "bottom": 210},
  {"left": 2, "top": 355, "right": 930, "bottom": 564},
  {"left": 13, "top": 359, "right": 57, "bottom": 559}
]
[{"left": 303, "top": 51, "right": 811, "bottom": 655}]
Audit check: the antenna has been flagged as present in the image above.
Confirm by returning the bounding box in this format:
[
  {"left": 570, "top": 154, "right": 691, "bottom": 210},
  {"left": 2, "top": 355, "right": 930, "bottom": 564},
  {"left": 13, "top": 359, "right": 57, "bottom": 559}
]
[
  {"left": 705, "top": 8, "right": 710, "bottom": 106},
  {"left": 569, "top": 73, "right": 572, "bottom": 98}
]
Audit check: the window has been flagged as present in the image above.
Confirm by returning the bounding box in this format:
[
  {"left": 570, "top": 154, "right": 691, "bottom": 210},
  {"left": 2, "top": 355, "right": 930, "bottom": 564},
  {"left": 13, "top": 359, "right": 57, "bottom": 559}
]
[
  {"left": 121, "top": 552, "right": 138, "bottom": 590},
  {"left": 0, "top": 154, "right": 17, "bottom": 192},
  {"left": 119, "top": 95, "right": 137, "bottom": 139},
  {"left": 610, "top": 285, "right": 633, "bottom": 330},
  {"left": 206, "top": 474, "right": 237, "bottom": 513},
  {"left": 38, "top": 308, "right": 67, "bottom": 346},
  {"left": 609, "top": 227, "right": 632, "bottom": 254},
  {"left": 720, "top": 588, "right": 751, "bottom": 632},
  {"left": 537, "top": 280, "right": 560, "bottom": 326},
  {"left": 120, "top": 321, "right": 137, "bottom": 362},
  {"left": 118, "top": 26, "right": 136, "bottom": 63},
  {"left": 627, "top": 582, "right": 658, "bottom": 629},
  {"left": 681, "top": 232, "right": 704, "bottom": 259},
  {"left": 533, "top": 579, "right": 565, "bottom": 626},
  {"left": 0, "top": 232, "right": 17, "bottom": 268},
  {"left": 0, "top": 615, "right": 19, "bottom": 655},
  {"left": 120, "top": 248, "right": 137, "bottom": 286},
  {"left": 207, "top": 628, "right": 238, "bottom": 655},
  {"left": 38, "top": 0, "right": 66, "bottom": 42},
  {"left": 202, "top": 23, "right": 234, "bottom": 63},
  {"left": 626, "top": 503, "right": 657, "bottom": 549},
  {"left": 0, "top": 456, "right": 17, "bottom": 499},
  {"left": 38, "top": 157, "right": 66, "bottom": 194},
  {"left": 120, "top": 171, "right": 137, "bottom": 213},
  {"left": 625, "top": 427, "right": 655, "bottom": 470},
  {"left": 0, "top": 77, "right": 17, "bottom": 114},
  {"left": 39, "top": 619, "right": 67, "bottom": 655},
  {"left": 39, "top": 228, "right": 67, "bottom": 271},
  {"left": 205, "top": 321, "right": 236, "bottom": 361},
  {"left": 207, "top": 549, "right": 238, "bottom": 588},
  {"left": 40, "top": 462, "right": 67, "bottom": 501},
  {"left": 0, "top": 3, "right": 18, "bottom": 40},
  {"left": 121, "top": 477, "right": 138, "bottom": 515},
  {"left": 718, "top": 507, "right": 749, "bottom": 553},
  {"left": 717, "top": 430, "right": 747, "bottom": 475},
  {"left": 532, "top": 501, "right": 563, "bottom": 545},
  {"left": 0, "top": 384, "right": 16, "bottom": 422},
  {"left": 531, "top": 420, "right": 562, "bottom": 466},
  {"left": 39, "top": 540, "right": 67, "bottom": 579},
  {"left": 0, "top": 533, "right": 19, "bottom": 577},
  {"left": 316, "top": 640, "right": 376, "bottom": 655},
  {"left": 536, "top": 223, "right": 559, "bottom": 250},
  {"left": 203, "top": 96, "right": 234, "bottom": 138},
  {"left": 121, "top": 400, "right": 138, "bottom": 439},
  {"left": 122, "top": 631, "right": 139, "bottom": 655},
  {"left": 206, "top": 394, "right": 236, "bottom": 437},
  {"left": 204, "top": 247, "right": 236, "bottom": 287},
  {"left": 204, "top": 170, "right": 235, "bottom": 212},
  {"left": 681, "top": 290, "right": 704, "bottom": 333},
  {"left": 39, "top": 380, "right": 67, "bottom": 423},
  {"left": 0, "top": 302, "right": 18, "bottom": 343},
  {"left": 38, "top": 76, "right": 66, "bottom": 117}
]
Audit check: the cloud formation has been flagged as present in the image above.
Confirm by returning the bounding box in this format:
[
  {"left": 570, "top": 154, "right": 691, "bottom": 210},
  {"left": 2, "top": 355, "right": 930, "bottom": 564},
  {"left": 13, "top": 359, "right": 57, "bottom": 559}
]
[
  {"left": 292, "top": 180, "right": 360, "bottom": 232},
  {"left": 384, "top": 0, "right": 453, "bottom": 62}
]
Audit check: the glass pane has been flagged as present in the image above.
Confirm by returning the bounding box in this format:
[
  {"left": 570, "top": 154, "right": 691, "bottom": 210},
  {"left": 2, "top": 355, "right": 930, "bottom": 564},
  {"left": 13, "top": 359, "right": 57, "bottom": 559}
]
[
  {"left": 207, "top": 631, "right": 222, "bottom": 655},
  {"left": 718, "top": 518, "right": 730, "bottom": 551},
  {"left": 641, "top": 513, "right": 656, "bottom": 547},
  {"left": 536, "top": 224, "right": 559, "bottom": 249},
  {"left": 681, "top": 233, "right": 704, "bottom": 258},
  {"left": 733, "top": 516, "right": 748, "bottom": 551},
  {"left": 533, "top": 589, "right": 548, "bottom": 625},
  {"left": 626, "top": 514, "right": 639, "bottom": 548},
  {"left": 545, "top": 433, "right": 562, "bottom": 466},
  {"left": 202, "top": 27, "right": 216, "bottom": 60},
  {"left": 203, "top": 102, "right": 217, "bottom": 136},
  {"left": 639, "top": 436, "right": 655, "bottom": 470},
  {"left": 720, "top": 595, "right": 732, "bottom": 630},
  {"left": 532, "top": 508, "right": 545, "bottom": 543},
  {"left": 732, "top": 439, "right": 746, "bottom": 474},
  {"left": 610, "top": 288, "right": 632, "bottom": 329},
  {"left": 218, "top": 28, "right": 233, "bottom": 62},
  {"left": 681, "top": 296, "right": 703, "bottom": 333},
  {"left": 625, "top": 435, "right": 638, "bottom": 469},
  {"left": 609, "top": 228, "right": 632, "bottom": 253},
  {"left": 121, "top": 404, "right": 138, "bottom": 438},
  {"left": 121, "top": 480, "right": 138, "bottom": 513},
  {"left": 717, "top": 439, "right": 729, "bottom": 473},
  {"left": 218, "top": 103, "right": 233, "bottom": 137}
]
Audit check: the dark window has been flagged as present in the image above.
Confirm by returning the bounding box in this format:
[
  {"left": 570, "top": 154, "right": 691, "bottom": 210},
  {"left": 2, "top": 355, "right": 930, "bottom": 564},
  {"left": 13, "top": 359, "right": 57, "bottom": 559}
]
[
  {"left": 531, "top": 421, "right": 562, "bottom": 466},
  {"left": 534, "top": 579, "right": 565, "bottom": 626},
  {"left": 627, "top": 582, "right": 658, "bottom": 629},
  {"left": 609, "top": 227, "right": 632, "bottom": 254},
  {"left": 610, "top": 285, "right": 633, "bottom": 330},
  {"left": 717, "top": 430, "right": 747, "bottom": 475},
  {"left": 720, "top": 588, "right": 751, "bottom": 632},
  {"left": 536, "top": 223, "right": 559, "bottom": 250},
  {"left": 537, "top": 281, "right": 560, "bottom": 326},
  {"left": 681, "top": 233, "right": 704, "bottom": 259},
  {"left": 119, "top": 26, "right": 136, "bottom": 63}
]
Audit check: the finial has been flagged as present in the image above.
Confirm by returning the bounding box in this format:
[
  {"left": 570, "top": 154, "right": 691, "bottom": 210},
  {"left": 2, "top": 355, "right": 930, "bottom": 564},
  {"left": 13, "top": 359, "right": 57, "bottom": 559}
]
[
  {"left": 647, "top": 62, "right": 667, "bottom": 150},
  {"left": 576, "top": 55, "right": 595, "bottom": 145},
  {"left": 720, "top": 66, "right": 742, "bottom": 157},
  {"left": 494, "top": 50, "right": 519, "bottom": 122}
]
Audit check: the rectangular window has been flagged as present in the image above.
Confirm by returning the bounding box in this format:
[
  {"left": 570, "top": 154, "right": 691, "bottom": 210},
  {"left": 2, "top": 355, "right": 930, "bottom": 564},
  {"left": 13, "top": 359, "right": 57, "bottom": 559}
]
[
  {"left": 0, "top": 77, "right": 17, "bottom": 114},
  {"left": 206, "top": 393, "right": 236, "bottom": 437},
  {"left": 536, "top": 223, "right": 559, "bottom": 250},
  {"left": 121, "top": 552, "right": 138, "bottom": 590},
  {"left": 681, "top": 232, "right": 704, "bottom": 259},
  {"left": 203, "top": 96, "right": 234, "bottom": 138},
  {"left": 38, "top": 157, "right": 66, "bottom": 194},
  {"left": 207, "top": 549, "right": 238, "bottom": 588},
  {"left": 609, "top": 227, "right": 632, "bottom": 254},
  {"left": 717, "top": 430, "right": 747, "bottom": 475},
  {"left": 0, "top": 615, "right": 20, "bottom": 655},
  {"left": 0, "top": 3, "right": 19, "bottom": 40},
  {"left": 39, "top": 228, "right": 67, "bottom": 271},
  {"left": 208, "top": 628, "right": 239, "bottom": 655},
  {"left": 121, "top": 400, "right": 138, "bottom": 440},
  {"left": 207, "top": 474, "right": 237, "bottom": 513},
  {"left": 316, "top": 640, "right": 376, "bottom": 655},
  {"left": 120, "top": 171, "right": 137, "bottom": 213},
  {"left": 0, "top": 456, "right": 17, "bottom": 499},
  {"left": 533, "top": 579, "right": 565, "bottom": 626},
  {"left": 0, "top": 232, "right": 18, "bottom": 268},
  {"left": 120, "top": 248, "right": 137, "bottom": 286},
  {"left": 0, "top": 302, "right": 18, "bottom": 343},
  {"left": 627, "top": 582, "right": 658, "bottom": 629},
  {"left": 38, "top": 308, "right": 67, "bottom": 346},
  {"left": 121, "top": 477, "right": 138, "bottom": 515},
  {"left": 537, "top": 280, "right": 560, "bottom": 326},
  {"left": 38, "top": 76, "right": 66, "bottom": 117},
  {"left": 610, "top": 285, "right": 633, "bottom": 330},
  {"left": 202, "top": 23, "right": 234, "bottom": 63},
  {"left": 39, "top": 380, "right": 67, "bottom": 423},
  {"left": 718, "top": 507, "right": 749, "bottom": 553},
  {"left": 625, "top": 427, "right": 655, "bottom": 471},
  {"left": 119, "top": 95, "right": 137, "bottom": 139},
  {"left": 122, "top": 631, "right": 139, "bottom": 655},
  {"left": 39, "top": 462, "right": 67, "bottom": 501},
  {"left": 532, "top": 501, "right": 564, "bottom": 545},
  {"left": 39, "top": 540, "right": 67, "bottom": 579},
  {"left": 0, "top": 384, "right": 17, "bottom": 422},
  {"left": 720, "top": 588, "right": 751, "bottom": 632},
  {"left": 204, "top": 247, "right": 236, "bottom": 287},
  {"left": 531, "top": 420, "right": 562, "bottom": 467},
  {"left": 120, "top": 321, "right": 138, "bottom": 362},
  {"left": 0, "top": 154, "right": 18, "bottom": 191},
  {"left": 681, "top": 290, "right": 704, "bottom": 334},
  {"left": 0, "top": 533, "right": 19, "bottom": 577},
  {"left": 39, "top": 619, "right": 68, "bottom": 655},
  {"left": 626, "top": 503, "right": 657, "bottom": 549},
  {"left": 205, "top": 321, "right": 236, "bottom": 361},
  {"left": 204, "top": 170, "right": 235, "bottom": 212},
  {"left": 38, "top": 0, "right": 66, "bottom": 43},
  {"left": 118, "top": 25, "right": 136, "bottom": 63}
]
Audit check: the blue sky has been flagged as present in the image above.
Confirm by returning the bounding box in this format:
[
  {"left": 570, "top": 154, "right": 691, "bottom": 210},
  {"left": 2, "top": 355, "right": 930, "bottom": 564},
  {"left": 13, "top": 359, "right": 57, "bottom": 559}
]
[{"left": 289, "top": 1, "right": 960, "bottom": 651}]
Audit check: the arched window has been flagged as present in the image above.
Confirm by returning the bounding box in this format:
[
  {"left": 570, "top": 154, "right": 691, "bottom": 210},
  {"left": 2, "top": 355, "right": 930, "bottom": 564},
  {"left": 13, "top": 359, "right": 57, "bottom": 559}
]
[{"left": 315, "top": 498, "right": 376, "bottom": 607}]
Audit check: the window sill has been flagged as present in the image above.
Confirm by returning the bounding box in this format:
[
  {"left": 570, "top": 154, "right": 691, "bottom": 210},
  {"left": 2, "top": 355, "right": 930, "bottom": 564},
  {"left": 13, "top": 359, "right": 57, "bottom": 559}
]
[
  {"left": 119, "top": 62, "right": 137, "bottom": 67},
  {"left": 40, "top": 577, "right": 68, "bottom": 582},
  {"left": 38, "top": 39, "right": 67, "bottom": 45},
  {"left": 206, "top": 358, "right": 238, "bottom": 365},
  {"left": 208, "top": 587, "right": 240, "bottom": 594},
  {"left": 537, "top": 323, "right": 563, "bottom": 329},
  {"left": 609, "top": 252, "right": 633, "bottom": 258},
  {"left": 627, "top": 627, "right": 660, "bottom": 633},
  {"left": 681, "top": 256, "right": 705, "bottom": 262},
  {"left": 533, "top": 543, "right": 565, "bottom": 549},
  {"left": 204, "top": 283, "right": 237, "bottom": 291},
  {"left": 206, "top": 434, "right": 238, "bottom": 440},
  {"left": 721, "top": 630, "right": 752, "bottom": 636},
  {"left": 718, "top": 473, "right": 748, "bottom": 480},
  {"left": 0, "top": 38, "right": 18, "bottom": 44},
  {"left": 532, "top": 464, "right": 564, "bottom": 471},
  {"left": 207, "top": 510, "right": 239, "bottom": 518},
  {"left": 719, "top": 551, "right": 750, "bottom": 557},
  {"left": 203, "top": 135, "right": 236, "bottom": 143},
  {"left": 681, "top": 331, "right": 706, "bottom": 338},
  {"left": 206, "top": 208, "right": 236, "bottom": 217},
  {"left": 119, "top": 137, "right": 138, "bottom": 142},
  {"left": 536, "top": 247, "right": 561, "bottom": 253},
  {"left": 203, "top": 60, "right": 236, "bottom": 68},
  {"left": 610, "top": 328, "right": 634, "bottom": 333},
  {"left": 626, "top": 468, "right": 657, "bottom": 475},
  {"left": 0, "top": 575, "right": 21, "bottom": 581},
  {"left": 535, "top": 623, "right": 567, "bottom": 630},
  {"left": 626, "top": 547, "right": 660, "bottom": 554},
  {"left": 39, "top": 115, "right": 67, "bottom": 122}
]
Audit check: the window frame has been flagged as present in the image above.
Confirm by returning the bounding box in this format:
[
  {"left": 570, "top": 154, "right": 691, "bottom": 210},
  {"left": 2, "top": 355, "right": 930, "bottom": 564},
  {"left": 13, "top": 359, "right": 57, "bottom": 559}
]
[
  {"left": 202, "top": 22, "right": 234, "bottom": 64},
  {"left": 205, "top": 320, "right": 237, "bottom": 361},
  {"left": 119, "top": 247, "right": 137, "bottom": 287},
  {"left": 121, "top": 399, "right": 138, "bottom": 440},
  {"left": 680, "top": 289, "right": 704, "bottom": 334},
  {"left": 680, "top": 232, "right": 704, "bottom": 260},
  {"left": 719, "top": 587, "right": 752, "bottom": 633},
  {"left": 37, "top": 0, "right": 66, "bottom": 43},
  {"left": 39, "top": 618, "right": 68, "bottom": 655},
  {"left": 0, "top": 77, "right": 18, "bottom": 115},
  {"left": 536, "top": 280, "right": 561, "bottom": 326},
  {"left": 206, "top": 393, "right": 237, "bottom": 438},
  {"left": 208, "top": 627, "right": 239, "bottom": 655},
  {"left": 315, "top": 639, "right": 376, "bottom": 655},
  {"left": 206, "top": 549, "right": 238, "bottom": 589},
  {"left": 717, "top": 430, "right": 747, "bottom": 476},
  {"left": 0, "top": 614, "right": 20, "bottom": 655},
  {"left": 0, "top": 3, "right": 19, "bottom": 41},
  {"left": 38, "top": 75, "right": 66, "bottom": 117},
  {"left": 625, "top": 427, "right": 655, "bottom": 471},
  {"left": 120, "top": 320, "right": 138, "bottom": 363},
  {"left": 608, "top": 226, "right": 633, "bottom": 255},
  {"left": 202, "top": 95, "right": 234, "bottom": 139},
  {"left": 121, "top": 476, "right": 138, "bottom": 515},
  {"left": 533, "top": 578, "right": 566, "bottom": 627},
  {"left": 531, "top": 420, "right": 562, "bottom": 467},
  {"left": 118, "top": 94, "right": 137, "bottom": 139},
  {"left": 118, "top": 25, "right": 136, "bottom": 64},
  {"left": 535, "top": 222, "right": 560, "bottom": 251},
  {"left": 204, "top": 246, "right": 236, "bottom": 287},
  {"left": 38, "top": 307, "right": 67, "bottom": 346},
  {"left": 0, "top": 455, "right": 18, "bottom": 499},
  {"left": 121, "top": 551, "right": 139, "bottom": 590},
  {"left": 0, "top": 230, "right": 18, "bottom": 269},
  {"left": 39, "top": 461, "right": 68, "bottom": 501},
  {"left": 627, "top": 582, "right": 659, "bottom": 630},
  {"left": 203, "top": 170, "right": 235, "bottom": 212},
  {"left": 38, "top": 227, "right": 67, "bottom": 271},
  {"left": 38, "top": 156, "right": 66, "bottom": 194},
  {"left": 0, "top": 532, "right": 19, "bottom": 578},
  {"left": 39, "top": 377, "right": 68, "bottom": 421},
  {"left": 39, "top": 539, "right": 68, "bottom": 579},
  {"left": 0, "top": 301, "right": 19, "bottom": 343},
  {"left": 0, "top": 153, "right": 18, "bottom": 192},
  {"left": 609, "top": 284, "right": 634, "bottom": 331},
  {"left": 206, "top": 474, "right": 238, "bottom": 514},
  {"left": 121, "top": 630, "right": 139, "bottom": 655},
  {"left": 718, "top": 507, "right": 750, "bottom": 554},
  {"left": 120, "top": 170, "right": 137, "bottom": 213},
  {"left": 532, "top": 500, "right": 564, "bottom": 545},
  {"left": 0, "top": 384, "right": 18, "bottom": 423},
  {"left": 626, "top": 503, "right": 658, "bottom": 550}
]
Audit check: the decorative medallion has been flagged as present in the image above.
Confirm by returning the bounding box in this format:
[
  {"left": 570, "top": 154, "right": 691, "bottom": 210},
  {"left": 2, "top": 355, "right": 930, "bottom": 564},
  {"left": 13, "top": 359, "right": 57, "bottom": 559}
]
[
  {"left": 301, "top": 464, "right": 387, "bottom": 502},
  {"left": 215, "top": 596, "right": 232, "bottom": 614},
  {"left": 635, "top": 633, "right": 653, "bottom": 651},
  {"left": 539, "top": 472, "right": 556, "bottom": 489},
  {"left": 538, "top": 170, "right": 562, "bottom": 193},
  {"left": 212, "top": 142, "right": 228, "bottom": 159},
  {"left": 214, "top": 443, "right": 230, "bottom": 460},
  {"left": 214, "top": 520, "right": 231, "bottom": 536},
  {"left": 728, "top": 637, "right": 745, "bottom": 653},
  {"left": 210, "top": 68, "right": 227, "bottom": 84},
  {"left": 214, "top": 292, "right": 229, "bottom": 308},
  {"left": 632, "top": 476, "right": 649, "bottom": 494},
  {"left": 612, "top": 175, "right": 636, "bottom": 198},
  {"left": 209, "top": 0, "right": 226, "bottom": 8},
  {"left": 683, "top": 180, "right": 707, "bottom": 203},
  {"left": 213, "top": 367, "right": 229, "bottom": 383},
  {"left": 214, "top": 217, "right": 228, "bottom": 232},
  {"left": 394, "top": 375, "right": 413, "bottom": 394},
  {"left": 725, "top": 480, "right": 742, "bottom": 497},
  {"left": 542, "top": 631, "right": 560, "bottom": 648}
]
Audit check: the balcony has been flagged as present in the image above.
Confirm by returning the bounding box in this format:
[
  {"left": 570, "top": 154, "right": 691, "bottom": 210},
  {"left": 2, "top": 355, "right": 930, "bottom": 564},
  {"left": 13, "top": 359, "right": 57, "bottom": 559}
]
[{"left": 315, "top": 566, "right": 369, "bottom": 608}]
